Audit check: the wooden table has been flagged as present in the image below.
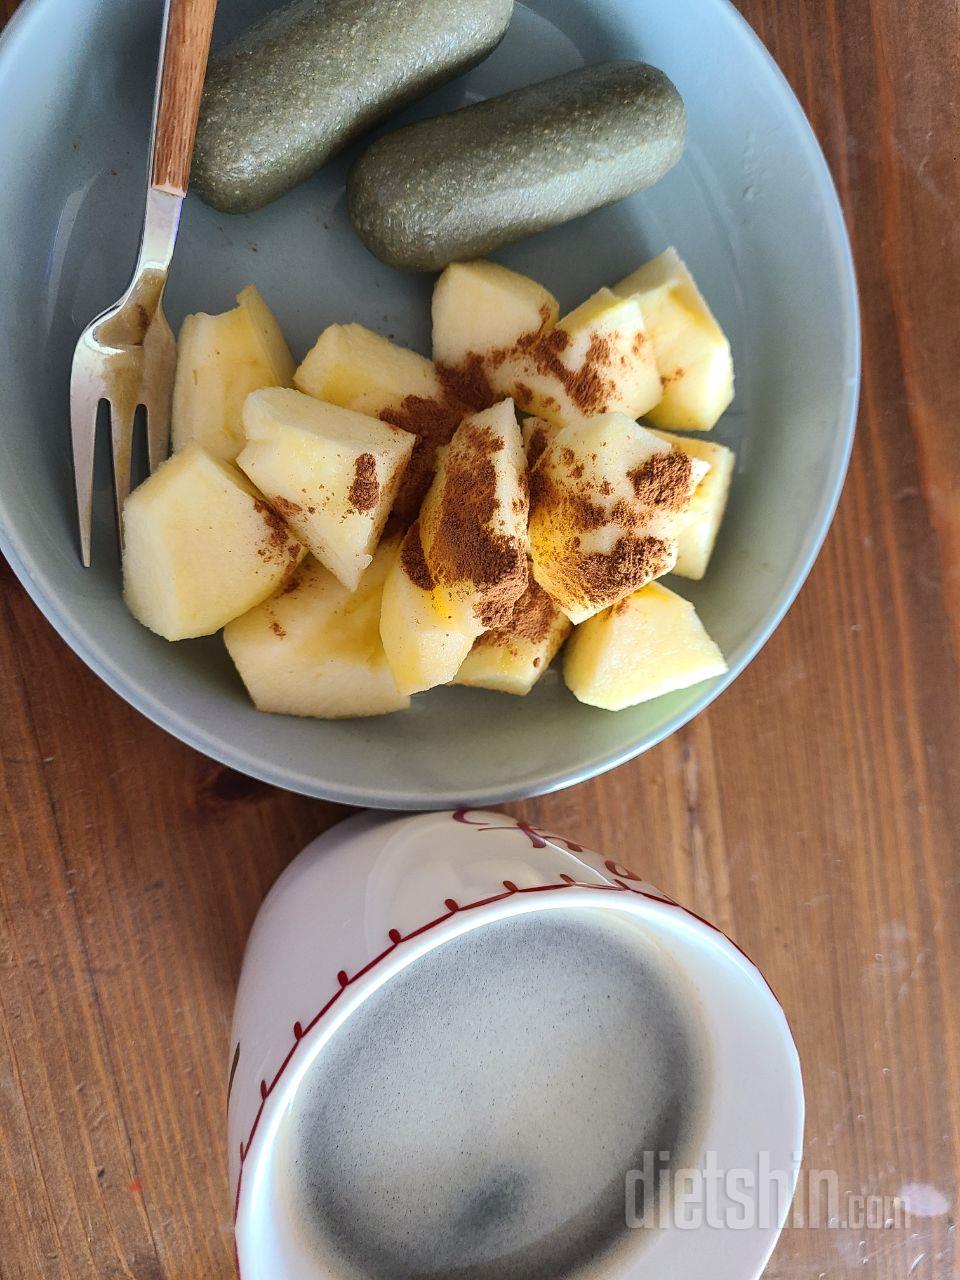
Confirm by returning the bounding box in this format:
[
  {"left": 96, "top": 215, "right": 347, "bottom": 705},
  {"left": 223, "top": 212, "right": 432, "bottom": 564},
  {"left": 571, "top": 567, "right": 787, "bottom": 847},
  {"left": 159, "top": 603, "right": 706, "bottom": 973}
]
[{"left": 2, "top": 2, "right": 958, "bottom": 1276}]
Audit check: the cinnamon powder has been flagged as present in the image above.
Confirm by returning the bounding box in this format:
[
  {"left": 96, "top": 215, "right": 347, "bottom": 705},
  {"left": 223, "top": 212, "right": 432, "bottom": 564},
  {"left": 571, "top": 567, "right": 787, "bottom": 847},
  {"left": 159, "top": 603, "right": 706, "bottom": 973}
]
[
  {"left": 528, "top": 434, "right": 700, "bottom": 610},
  {"left": 437, "top": 356, "right": 496, "bottom": 412},
  {"left": 348, "top": 453, "right": 379, "bottom": 514},
  {"left": 577, "top": 535, "right": 672, "bottom": 605},
  {"left": 475, "top": 576, "right": 560, "bottom": 649},
  {"left": 379, "top": 393, "right": 471, "bottom": 522},
  {"left": 446, "top": 319, "right": 625, "bottom": 422},
  {"left": 525, "top": 422, "right": 551, "bottom": 468},
  {"left": 519, "top": 329, "right": 616, "bottom": 418},
  {"left": 400, "top": 520, "right": 434, "bottom": 592},
  {"left": 530, "top": 465, "right": 606, "bottom": 532},
  {"left": 270, "top": 495, "right": 303, "bottom": 520},
  {"left": 628, "top": 450, "right": 693, "bottom": 512},
  {"left": 427, "top": 422, "right": 527, "bottom": 628},
  {"left": 252, "top": 498, "right": 301, "bottom": 566}
]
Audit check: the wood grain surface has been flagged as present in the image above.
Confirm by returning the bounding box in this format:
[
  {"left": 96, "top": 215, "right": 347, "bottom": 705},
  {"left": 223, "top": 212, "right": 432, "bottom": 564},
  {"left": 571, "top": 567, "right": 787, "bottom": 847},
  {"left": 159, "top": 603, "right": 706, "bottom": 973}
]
[
  {"left": 1, "top": 1, "right": 958, "bottom": 1277},
  {"left": 150, "top": 0, "right": 218, "bottom": 197}
]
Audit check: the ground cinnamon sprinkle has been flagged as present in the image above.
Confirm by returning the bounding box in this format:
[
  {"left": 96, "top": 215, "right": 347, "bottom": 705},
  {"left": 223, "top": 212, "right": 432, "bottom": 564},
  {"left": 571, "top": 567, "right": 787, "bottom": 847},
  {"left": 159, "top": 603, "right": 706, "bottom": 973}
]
[
  {"left": 507, "top": 327, "right": 618, "bottom": 417},
  {"left": 483, "top": 323, "right": 551, "bottom": 372},
  {"left": 476, "top": 576, "right": 560, "bottom": 648},
  {"left": 437, "top": 356, "right": 496, "bottom": 412},
  {"left": 628, "top": 450, "right": 693, "bottom": 511},
  {"left": 518, "top": 325, "right": 569, "bottom": 356},
  {"left": 525, "top": 422, "right": 551, "bottom": 468},
  {"left": 530, "top": 466, "right": 606, "bottom": 531},
  {"left": 440, "top": 305, "right": 644, "bottom": 428},
  {"left": 379, "top": 393, "right": 471, "bottom": 522},
  {"left": 427, "top": 422, "right": 527, "bottom": 627},
  {"left": 571, "top": 333, "right": 617, "bottom": 415},
  {"left": 578, "top": 535, "right": 672, "bottom": 604},
  {"left": 271, "top": 495, "right": 303, "bottom": 520},
  {"left": 348, "top": 453, "right": 379, "bottom": 513},
  {"left": 400, "top": 520, "right": 434, "bottom": 591},
  {"left": 610, "top": 499, "right": 634, "bottom": 527},
  {"left": 445, "top": 300, "right": 556, "bottom": 398},
  {"left": 529, "top": 432, "right": 700, "bottom": 610},
  {"left": 252, "top": 498, "right": 301, "bottom": 564}
]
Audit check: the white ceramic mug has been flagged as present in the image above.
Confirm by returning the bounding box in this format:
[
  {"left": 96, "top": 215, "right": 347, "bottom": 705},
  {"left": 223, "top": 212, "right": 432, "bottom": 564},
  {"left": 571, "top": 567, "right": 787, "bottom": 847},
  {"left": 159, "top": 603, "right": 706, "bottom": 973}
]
[{"left": 229, "top": 810, "right": 803, "bottom": 1279}]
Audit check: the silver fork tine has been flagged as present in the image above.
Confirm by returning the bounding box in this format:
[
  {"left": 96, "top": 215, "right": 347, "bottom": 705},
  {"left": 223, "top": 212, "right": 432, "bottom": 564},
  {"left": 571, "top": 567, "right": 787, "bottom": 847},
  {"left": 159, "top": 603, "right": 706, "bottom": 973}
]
[
  {"left": 70, "top": 366, "right": 101, "bottom": 568},
  {"left": 109, "top": 398, "right": 137, "bottom": 544}
]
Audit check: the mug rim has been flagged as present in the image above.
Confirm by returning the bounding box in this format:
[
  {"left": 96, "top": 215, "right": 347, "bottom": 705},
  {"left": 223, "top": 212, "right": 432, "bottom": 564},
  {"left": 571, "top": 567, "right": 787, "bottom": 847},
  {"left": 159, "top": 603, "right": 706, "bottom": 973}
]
[{"left": 233, "top": 870, "right": 804, "bottom": 1277}]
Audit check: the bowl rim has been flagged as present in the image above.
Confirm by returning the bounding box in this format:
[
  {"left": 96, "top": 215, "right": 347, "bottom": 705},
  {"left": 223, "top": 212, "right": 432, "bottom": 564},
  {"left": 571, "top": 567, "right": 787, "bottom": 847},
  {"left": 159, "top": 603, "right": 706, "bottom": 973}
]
[{"left": 0, "top": 0, "right": 860, "bottom": 810}]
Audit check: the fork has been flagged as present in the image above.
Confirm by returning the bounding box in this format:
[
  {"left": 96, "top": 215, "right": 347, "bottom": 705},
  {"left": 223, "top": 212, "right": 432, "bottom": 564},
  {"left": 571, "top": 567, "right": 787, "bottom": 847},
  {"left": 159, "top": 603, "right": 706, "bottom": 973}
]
[{"left": 70, "top": 0, "right": 218, "bottom": 566}]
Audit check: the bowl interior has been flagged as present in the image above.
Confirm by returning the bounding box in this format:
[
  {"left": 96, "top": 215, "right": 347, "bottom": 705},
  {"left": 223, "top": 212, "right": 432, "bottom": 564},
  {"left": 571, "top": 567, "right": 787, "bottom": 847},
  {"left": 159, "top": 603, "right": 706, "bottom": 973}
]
[{"left": 0, "top": 0, "right": 858, "bottom": 807}]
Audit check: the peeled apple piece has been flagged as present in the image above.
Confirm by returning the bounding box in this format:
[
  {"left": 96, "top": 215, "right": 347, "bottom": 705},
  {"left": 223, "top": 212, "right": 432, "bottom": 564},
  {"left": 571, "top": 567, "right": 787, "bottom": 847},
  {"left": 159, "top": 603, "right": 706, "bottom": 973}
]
[
  {"left": 171, "top": 286, "right": 295, "bottom": 461},
  {"left": 487, "top": 289, "right": 662, "bottom": 427},
  {"left": 224, "top": 538, "right": 409, "bottom": 719},
  {"left": 454, "top": 578, "right": 572, "bottom": 696},
  {"left": 648, "top": 429, "right": 735, "bottom": 580},
  {"left": 564, "top": 582, "right": 727, "bottom": 710},
  {"left": 237, "top": 388, "right": 414, "bottom": 592},
  {"left": 431, "top": 260, "right": 559, "bottom": 373},
  {"left": 612, "top": 247, "right": 734, "bottom": 431},
  {"left": 528, "top": 415, "right": 709, "bottom": 623},
  {"left": 294, "top": 323, "right": 470, "bottom": 520},
  {"left": 122, "top": 443, "right": 304, "bottom": 640}
]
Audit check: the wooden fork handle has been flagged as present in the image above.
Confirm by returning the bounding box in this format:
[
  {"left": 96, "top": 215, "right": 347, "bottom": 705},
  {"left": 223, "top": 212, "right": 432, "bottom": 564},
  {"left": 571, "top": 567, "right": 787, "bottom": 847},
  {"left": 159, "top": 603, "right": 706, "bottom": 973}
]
[{"left": 150, "top": 0, "right": 218, "bottom": 197}]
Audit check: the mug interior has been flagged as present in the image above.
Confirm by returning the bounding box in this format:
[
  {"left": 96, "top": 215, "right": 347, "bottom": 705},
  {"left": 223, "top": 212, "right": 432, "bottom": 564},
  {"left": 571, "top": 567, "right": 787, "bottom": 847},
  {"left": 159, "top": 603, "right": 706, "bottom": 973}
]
[{"left": 235, "top": 889, "right": 802, "bottom": 1280}]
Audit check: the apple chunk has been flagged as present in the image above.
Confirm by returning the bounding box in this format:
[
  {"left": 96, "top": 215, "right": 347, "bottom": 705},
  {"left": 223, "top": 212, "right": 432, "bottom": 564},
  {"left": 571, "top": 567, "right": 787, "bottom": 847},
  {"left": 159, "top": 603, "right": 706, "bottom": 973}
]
[
  {"left": 612, "top": 247, "right": 734, "bottom": 431},
  {"left": 122, "top": 442, "right": 304, "bottom": 640},
  {"left": 380, "top": 401, "right": 529, "bottom": 694},
  {"left": 295, "top": 322, "right": 442, "bottom": 410},
  {"left": 649, "top": 429, "right": 735, "bottom": 579},
  {"left": 294, "top": 322, "right": 471, "bottom": 520},
  {"left": 418, "top": 400, "right": 529, "bottom": 633},
  {"left": 224, "top": 538, "right": 409, "bottom": 719},
  {"left": 237, "top": 284, "right": 296, "bottom": 385},
  {"left": 379, "top": 521, "right": 479, "bottom": 697},
  {"left": 454, "top": 578, "right": 572, "bottom": 696},
  {"left": 237, "top": 388, "right": 414, "bottom": 592},
  {"left": 564, "top": 582, "right": 727, "bottom": 710},
  {"left": 528, "top": 414, "right": 709, "bottom": 623},
  {"left": 487, "top": 288, "right": 661, "bottom": 426},
  {"left": 171, "top": 285, "right": 295, "bottom": 460},
  {"left": 432, "top": 259, "right": 558, "bottom": 386}
]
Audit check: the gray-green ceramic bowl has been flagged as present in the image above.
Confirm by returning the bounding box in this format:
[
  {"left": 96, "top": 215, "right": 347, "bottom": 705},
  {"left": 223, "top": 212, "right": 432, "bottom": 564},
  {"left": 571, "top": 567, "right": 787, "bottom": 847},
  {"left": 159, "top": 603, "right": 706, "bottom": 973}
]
[{"left": 0, "top": 0, "right": 858, "bottom": 809}]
